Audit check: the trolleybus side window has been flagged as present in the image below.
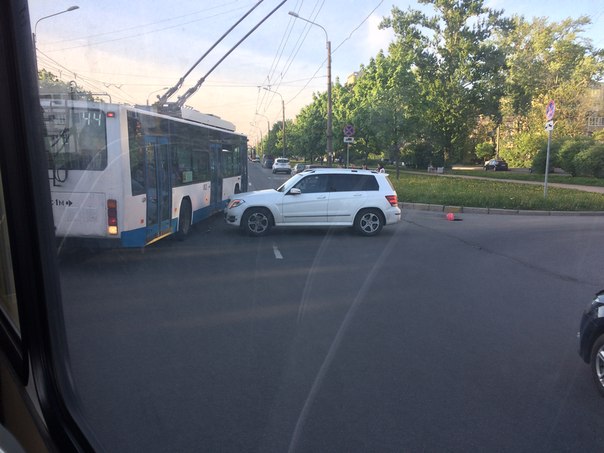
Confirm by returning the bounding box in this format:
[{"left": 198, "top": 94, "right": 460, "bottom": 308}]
[
  {"left": 128, "top": 115, "right": 146, "bottom": 196},
  {"left": 192, "top": 150, "right": 211, "bottom": 182},
  {"left": 222, "top": 145, "right": 235, "bottom": 178}
]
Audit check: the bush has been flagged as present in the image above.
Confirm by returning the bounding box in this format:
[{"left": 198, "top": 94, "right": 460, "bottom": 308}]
[
  {"left": 531, "top": 138, "right": 563, "bottom": 173},
  {"left": 559, "top": 137, "right": 595, "bottom": 176},
  {"left": 573, "top": 144, "right": 604, "bottom": 178},
  {"left": 501, "top": 132, "right": 545, "bottom": 168},
  {"left": 475, "top": 142, "right": 495, "bottom": 162},
  {"left": 400, "top": 142, "right": 439, "bottom": 169}
]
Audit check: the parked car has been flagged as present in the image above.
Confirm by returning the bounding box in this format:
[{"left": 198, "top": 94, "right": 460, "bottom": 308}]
[
  {"left": 272, "top": 158, "right": 292, "bottom": 174},
  {"left": 292, "top": 163, "right": 306, "bottom": 174},
  {"left": 251, "top": 157, "right": 260, "bottom": 163},
  {"left": 262, "top": 155, "right": 274, "bottom": 168},
  {"left": 224, "top": 168, "right": 401, "bottom": 236},
  {"left": 484, "top": 159, "right": 508, "bottom": 171},
  {"left": 578, "top": 289, "right": 604, "bottom": 397}
]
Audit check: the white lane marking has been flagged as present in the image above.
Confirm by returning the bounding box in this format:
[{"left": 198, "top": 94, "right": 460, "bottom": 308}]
[{"left": 272, "top": 243, "right": 283, "bottom": 259}]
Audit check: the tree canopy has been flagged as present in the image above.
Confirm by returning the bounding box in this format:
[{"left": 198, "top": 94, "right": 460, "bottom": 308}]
[{"left": 266, "top": 0, "right": 603, "bottom": 172}]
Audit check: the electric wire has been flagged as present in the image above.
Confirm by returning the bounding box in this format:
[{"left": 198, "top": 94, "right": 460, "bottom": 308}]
[
  {"left": 45, "top": 1, "right": 242, "bottom": 46},
  {"left": 43, "top": 4, "right": 253, "bottom": 53}
]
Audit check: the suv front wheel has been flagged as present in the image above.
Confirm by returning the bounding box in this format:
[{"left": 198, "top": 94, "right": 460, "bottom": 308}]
[
  {"left": 354, "top": 209, "right": 384, "bottom": 236},
  {"left": 591, "top": 333, "right": 604, "bottom": 397},
  {"left": 242, "top": 208, "right": 272, "bottom": 236}
]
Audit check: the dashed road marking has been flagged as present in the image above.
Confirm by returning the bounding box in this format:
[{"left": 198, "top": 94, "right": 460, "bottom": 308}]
[{"left": 272, "top": 243, "right": 283, "bottom": 259}]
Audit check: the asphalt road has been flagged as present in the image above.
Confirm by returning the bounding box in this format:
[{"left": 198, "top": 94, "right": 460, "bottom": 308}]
[{"left": 58, "top": 165, "right": 604, "bottom": 452}]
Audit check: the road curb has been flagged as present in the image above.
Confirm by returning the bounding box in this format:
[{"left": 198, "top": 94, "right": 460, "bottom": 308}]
[{"left": 400, "top": 202, "right": 604, "bottom": 216}]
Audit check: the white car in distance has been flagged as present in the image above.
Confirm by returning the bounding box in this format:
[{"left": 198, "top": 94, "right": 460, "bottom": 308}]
[{"left": 272, "top": 158, "right": 292, "bottom": 174}]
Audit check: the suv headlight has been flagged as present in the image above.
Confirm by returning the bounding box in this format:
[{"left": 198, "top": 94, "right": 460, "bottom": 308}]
[
  {"left": 586, "top": 293, "right": 604, "bottom": 313},
  {"left": 227, "top": 199, "right": 245, "bottom": 209}
]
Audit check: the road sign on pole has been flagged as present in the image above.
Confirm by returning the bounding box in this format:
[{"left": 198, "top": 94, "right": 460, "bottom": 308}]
[
  {"left": 544, "top": 102, "right": 556, "bottom": 198},
  {"left": 343, "top": 124, "right": 355, "bottom": 137},
  {"left": 545, "top": 100, "right": 555, "bottom": 121}
]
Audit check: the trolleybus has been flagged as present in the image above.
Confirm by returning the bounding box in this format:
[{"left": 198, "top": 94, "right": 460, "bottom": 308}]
[{"left": 42, "top": 99, "right": 248, "bottom": 248}]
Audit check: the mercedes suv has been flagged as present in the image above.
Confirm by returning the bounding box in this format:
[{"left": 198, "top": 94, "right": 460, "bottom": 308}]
[{"left": 224, "top": 168, "right": 401, "bottom": 236}]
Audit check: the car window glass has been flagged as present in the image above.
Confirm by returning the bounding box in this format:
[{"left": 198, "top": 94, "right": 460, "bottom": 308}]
[
  {"left": 329, "top": 174, "right": 378, "bottom": 191},
  {"left": 0, "top": 174, "right": 19, "bottom": 333},
  {"left": 294, "top": 174, "right": 328, "bottom": 193}
]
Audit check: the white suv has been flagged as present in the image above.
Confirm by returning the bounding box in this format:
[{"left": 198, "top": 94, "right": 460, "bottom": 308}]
[
  {"left": 224, "top": 168, "right": 401, "bottom": 236},
  {"left": 272, "top": 158, "right": 292, "bottom": 174}
]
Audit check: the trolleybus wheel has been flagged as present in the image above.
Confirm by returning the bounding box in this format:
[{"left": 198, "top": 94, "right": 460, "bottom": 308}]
[{"left": 176, "top": 199, "right": 192, "bottom": 241}]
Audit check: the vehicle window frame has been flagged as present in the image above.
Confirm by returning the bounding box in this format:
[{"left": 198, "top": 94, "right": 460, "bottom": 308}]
[{"left": 0, "top": 0, "right": 95, "bottom": 450}]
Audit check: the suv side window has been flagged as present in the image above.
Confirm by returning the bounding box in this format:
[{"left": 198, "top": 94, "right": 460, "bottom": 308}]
[
  {"left": 329, "top": 174, "right": 379, "bottom": 192},
  {"left": 294, "top": 174, "right": 329, "bottom": 193}
]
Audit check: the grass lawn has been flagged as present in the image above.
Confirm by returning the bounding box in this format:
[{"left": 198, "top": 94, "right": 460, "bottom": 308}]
[{"left": 388, "top": 172, "right": 604, "bottom": 211}]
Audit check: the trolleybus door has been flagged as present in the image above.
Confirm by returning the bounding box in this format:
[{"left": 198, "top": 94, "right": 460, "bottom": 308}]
[
  {"left": 210, "top": 143, "right": 223, "bottom": 211},
  {"left": 145, "top": 137, "right": 172, "bottom": 242}
]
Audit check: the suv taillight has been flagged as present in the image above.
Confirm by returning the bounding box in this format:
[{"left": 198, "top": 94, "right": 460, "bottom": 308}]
[{"left": 385, "top": 195, "right": 398, "bottom": 207}]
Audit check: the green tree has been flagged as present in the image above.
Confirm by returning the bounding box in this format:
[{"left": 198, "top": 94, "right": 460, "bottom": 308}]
[
  {"left": 475, "top": 142, "right": 495, "bottom": 161},
  {"left": 497, "top": 15, "right": 604, "bottom": 165},
  {"left": 38, "top": 69, "right": 93, "bottom": 100},
  {"left": 381, "top": 0, "right": 512, "bottom": 165},
  {"left": 287, "top": 94, "right": 327, "bottom": 162}
]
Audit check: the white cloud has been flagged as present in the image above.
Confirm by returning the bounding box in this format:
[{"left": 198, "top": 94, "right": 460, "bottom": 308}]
[{"left": 363, "top": 13, "right": 394, "bottom": 58}]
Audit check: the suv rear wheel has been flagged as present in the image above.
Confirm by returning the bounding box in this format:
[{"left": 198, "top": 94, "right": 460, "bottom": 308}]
[{"left": 354, "top": 209, "right": 384, "bottom": 236}]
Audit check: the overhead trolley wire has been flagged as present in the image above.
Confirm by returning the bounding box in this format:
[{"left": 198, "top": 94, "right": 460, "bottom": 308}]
[
  {"left": 43, "top": 3, "right": 253, "bottom": 53},
  {"left": 256, "top": 0, "right": 326, "bottom": 116},
  {"left": 286, "top": 0, "right": 384, "bottom": 105},
  {"left": 44, "top": 1, "right": 243, "bottom": 46}
]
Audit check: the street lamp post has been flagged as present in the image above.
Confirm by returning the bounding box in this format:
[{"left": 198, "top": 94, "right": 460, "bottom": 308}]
[
  {"left": 288, "top": 11, "right": 332, "bottom": 165},
  {"left": 33, "top": 6, "right": 80, "bottom": 52},
  {"left": 255, "top": 112, "right": 271, "bottom": 157},
  {"left": 249, "top": 122, "right": 263, "bottom": 157},
  {"left": 262, "top": 87, "right": 286, "bottom": 157}
]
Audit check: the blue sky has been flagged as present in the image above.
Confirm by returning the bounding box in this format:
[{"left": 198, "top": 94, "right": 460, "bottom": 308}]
[{"left": 30, "top": 0, "right": 604, "bottom": 141}]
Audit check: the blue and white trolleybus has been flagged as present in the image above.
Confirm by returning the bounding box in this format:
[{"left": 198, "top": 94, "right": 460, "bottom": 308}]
[{"left": 42, "top": 99, "right": 248, "bottom": 247}]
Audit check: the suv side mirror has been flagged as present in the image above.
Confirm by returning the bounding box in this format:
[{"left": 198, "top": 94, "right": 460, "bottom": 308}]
[{"left": 288, "top": 188, "right": 301, "bottom": 195}]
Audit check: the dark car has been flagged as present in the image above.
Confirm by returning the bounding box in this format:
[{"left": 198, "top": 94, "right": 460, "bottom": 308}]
[
  {"left": 484, "top": 159, "right": 508, "bottom": 171},
  {"left": 578, "top": 289, "right": 604, "bottom": 397},
  {"left": 262, "top": 155, "right": 275, "bottom": 169}
]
